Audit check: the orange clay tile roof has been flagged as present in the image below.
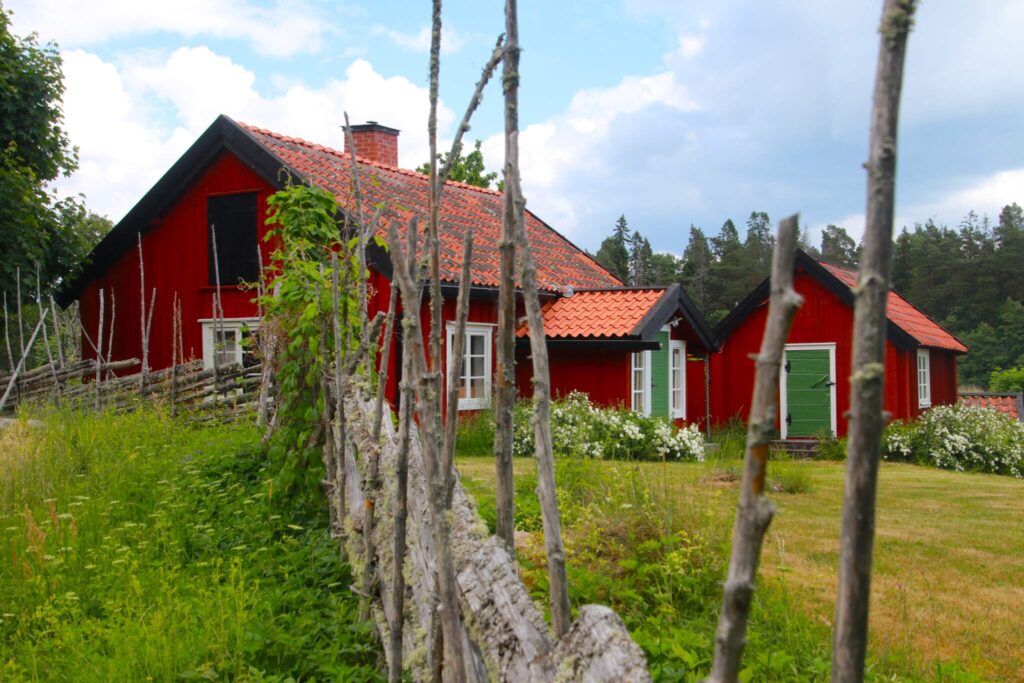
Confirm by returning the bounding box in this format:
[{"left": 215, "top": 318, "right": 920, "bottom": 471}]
[
  {"left": 820, "top": 262, "right": 968, "bottom": 352},
  {"left": 237, "top": 122, "right": 620, "bottom": 293},
  {"left": 517, "top": 288, "right": 668, "bottom": 339},
  {"left": 959, "top": 393, "right": 1023, "bottom": 421}
]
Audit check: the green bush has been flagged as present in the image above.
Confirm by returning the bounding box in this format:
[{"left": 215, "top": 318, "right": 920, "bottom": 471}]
[
  {"left": 512, "top": 391, "right": 706, "bottom": 462},
  {"left": 990, "top": 366, "right": 1024, "bottom": 393},
  {"left": 815, "top": 431, "right": 847, "bottom": 461},
  {"left": 883, "top": 403, "right": 1024, "bottom": 477}
]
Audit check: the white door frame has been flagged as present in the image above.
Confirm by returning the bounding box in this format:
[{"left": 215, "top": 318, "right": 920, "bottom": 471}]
[
  {"left": 669, "top": 339, "right": 686, "bottom": 420},
  {"left": 779, "top": 342, "right": 837, "bottom": 439}
]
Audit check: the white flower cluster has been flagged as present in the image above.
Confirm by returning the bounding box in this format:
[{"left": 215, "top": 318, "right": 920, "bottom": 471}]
[
  {"left": 513, "top": 391, "right": 706, "bottom": 462},
  {"left": 883, "top": 403, "right": 1024, "bottom": 478}
]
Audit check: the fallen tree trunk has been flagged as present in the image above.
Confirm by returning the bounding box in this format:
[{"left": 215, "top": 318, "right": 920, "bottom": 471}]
[{"left": 338, "top": 387, "right": 650, "bottom": 683}]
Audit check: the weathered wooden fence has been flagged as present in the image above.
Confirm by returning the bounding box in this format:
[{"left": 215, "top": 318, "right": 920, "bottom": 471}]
[{"left": 0, "top": 358, "right": 262, "bottom": 421}]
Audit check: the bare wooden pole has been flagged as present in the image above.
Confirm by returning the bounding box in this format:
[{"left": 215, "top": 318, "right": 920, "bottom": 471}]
[
  {"left": 708, "top": 214, "right": 802, "bottom": 683},
  {"left": 0, "top": 308, "right": 48, "bottom": 414},
  {"left": 35, "top": 266, "right": 59, "bottom": 400},
  {"left": 49, "top": 295, "right": 65, "bottom": 369},
  {"left": 105, "top": 290, "right": 116, "bottom": 378},
  {"left": 503, "top": 0, "right": 573, "bottom": 639},
  {"left": 341, "top": 112, "right": 373, "bottom": 375},
  {"left": 16, "top": 267, "right": 25, "bottom": 359},
  {"left": 331, "top": 253, "right": 348, "bottom": 546},
  {"left": 171, "top": 293, "right": 179, "bottom": 417},
  {"left": 426, "top": 0, "right": 443, "bottom": 386},
  {"left": 138, "top": 233, "right": 148, "bottom": 380},
  {"left": 387, "top": 220, "right": 468, "bottom": 682},
  {"left": 3, "top": 292, "right": 14, "bottom": 372},
  {"left": 442, "top": 228, "right": 474, "bottom": 502},
  {"left": 211, "top": 224, "right": 225, "bottom": 387},
  {"left": 494, "top": 25, "right": 517, "bottom": 554},
  {"left": 832, "top": 3, "right": 916, "bottom": 681},
  {"left": 95, "top": 289, "right": 105, "bottom": 411}
]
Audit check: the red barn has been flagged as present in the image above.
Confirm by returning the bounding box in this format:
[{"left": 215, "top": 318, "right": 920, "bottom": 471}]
[
  {"left": 709, "top": 251, "right": 968, "bottom": 438},
  {"left": 58, "top": 115, "right": 715, "bottom": 424}
]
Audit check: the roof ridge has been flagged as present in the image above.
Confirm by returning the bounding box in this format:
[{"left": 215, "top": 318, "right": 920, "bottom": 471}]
[{"left": 236, "top": 120, "right": 504, "bottom": 197}]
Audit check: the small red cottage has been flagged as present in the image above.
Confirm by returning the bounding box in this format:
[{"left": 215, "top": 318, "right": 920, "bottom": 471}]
[
  {"left": 516, "top": 284, "right": 718, "bottom": 428},
  {"left": 58, "top": 115, "right": 715, "bottom": 425},
  {"left": 709, "top": 251, "right": 968, "bottom": 437}
]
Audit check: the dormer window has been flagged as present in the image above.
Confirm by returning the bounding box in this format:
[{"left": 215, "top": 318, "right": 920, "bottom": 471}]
[{"left": 208, "top": 193, "right": 259, "bottom": 286}]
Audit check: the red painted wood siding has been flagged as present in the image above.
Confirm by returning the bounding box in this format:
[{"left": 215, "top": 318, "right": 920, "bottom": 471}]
[
  {"left": 79, "top": 152, "right": 277, "bottom": 370},
  {"left": 708, "top": 268, "right": 947, "bottom": 436}
]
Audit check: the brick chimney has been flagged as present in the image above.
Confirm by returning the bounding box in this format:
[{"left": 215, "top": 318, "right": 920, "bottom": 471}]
[{"left": 344, "top": 121, "right": 400, "bottom": 167}]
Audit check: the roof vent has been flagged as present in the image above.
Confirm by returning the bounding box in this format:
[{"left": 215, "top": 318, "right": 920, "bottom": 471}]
[{"left": 562, "top": 285, "right": 574, "bottom": 298}]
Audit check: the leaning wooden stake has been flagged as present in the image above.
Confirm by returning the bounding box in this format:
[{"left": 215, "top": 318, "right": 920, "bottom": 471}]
[
  {"left": 16, "top": 267, "right": 25, "bottom": 358},
  {"left": 35, "top": 267, "right": 60, "bottom": 400},
  {"left": 3, "top": 293, "right": 14, "bottom": 372},
  {"left": 170, "top": 293, "right": 180, "bottom": 417},
  {"left": 0, "top": 308, "right": 49, "bottom": 414},
  {"left": 708, "top": 214, "right": 802, "bottom": 683},
  {"left": 504, "top": 0, "right": 572, "bottom": 639},
  {"left": 49, "top": 295, "right": 65, "bottom": 369},
  {"left": 441, "top": 229, "right": 474, "bottom": 502},
  {"left": 95, "top": 289, "right": 105, "bottom": 411},
  {"left": 105, "top": 290, "right": 116, "bottom": 378},
  {"left": 832, "top": 3, "right": 916, "bottom": 681}
]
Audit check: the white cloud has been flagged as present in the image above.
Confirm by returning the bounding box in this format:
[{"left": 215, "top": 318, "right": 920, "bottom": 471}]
[
  {"left": 9, "top": 0, "right": 333, "bottom": 57},
  {"left": 371, "top": 24, "right": 464, "bottom": 54},
  {"left": 58, "top": 48, "right": 454, "bottom": 221}
]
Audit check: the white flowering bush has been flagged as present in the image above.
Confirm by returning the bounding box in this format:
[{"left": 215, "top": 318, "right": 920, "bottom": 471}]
[
  {"left": 882, "top": 403, "right": 1024, "bottom": 478},
  {"left": 513, "top": 391, "right": 706, "bottom": 462}
]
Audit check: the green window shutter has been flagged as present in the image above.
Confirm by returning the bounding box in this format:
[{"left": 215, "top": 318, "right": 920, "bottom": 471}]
[{"left": 650, "top": 331, "right": 670, "bottom": 418}]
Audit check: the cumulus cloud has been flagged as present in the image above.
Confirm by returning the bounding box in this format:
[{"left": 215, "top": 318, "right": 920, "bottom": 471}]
[
  {"left": 371, "top": 24, "right": 465, "bottom": 54},
  {"left": 9, "top": 0, "right": 333, "bottom": 57},
  {"left": 57, "top": 47, "right": 454, "bottom": 221}
]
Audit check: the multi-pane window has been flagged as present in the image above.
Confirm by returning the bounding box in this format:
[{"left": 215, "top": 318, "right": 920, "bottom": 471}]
[
  {"left": 201, "top": 319, "right": 260, "bottom": 370},
  {"left": 669, "top": 340, "right": 685, "bottom": 419},
  {"left": 631, "top": 351, "right": 649, "bottom": 415},
  {"left": 447, "top": 323, "right": 493, "bottom": 410},
  {"left": 208, "top": 193, "right": 259, "bottom": 286},
  {"left": 917, "top": 348, "right": 931, "bottom": 408}
]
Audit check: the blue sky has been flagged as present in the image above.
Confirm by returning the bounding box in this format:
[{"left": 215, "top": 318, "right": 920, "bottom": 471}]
[{"left": 11, "top": 0, "right": 1024, "bottom": 254}]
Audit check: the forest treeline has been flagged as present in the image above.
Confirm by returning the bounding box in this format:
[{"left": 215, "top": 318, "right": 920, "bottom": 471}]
[{"left": 593, "top": 206, "right": 1024, "bottom": 389}]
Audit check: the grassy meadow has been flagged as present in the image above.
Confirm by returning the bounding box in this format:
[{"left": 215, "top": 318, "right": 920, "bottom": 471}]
[
  {"left": 457, "top": 454, "right": 1023, "bottom": 682},
  {"left": 0, "top": 408, "right": 382, "bottom": 681}
]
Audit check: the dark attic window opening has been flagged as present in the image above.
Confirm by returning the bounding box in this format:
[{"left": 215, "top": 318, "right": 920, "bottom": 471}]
[{"left": 208, "top": 192, "right": 259, "bottom": 286}]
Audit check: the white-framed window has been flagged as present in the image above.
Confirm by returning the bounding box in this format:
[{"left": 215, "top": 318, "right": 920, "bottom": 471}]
[
  {"left": 669, "top": 340, "right": 686, "bottom": 420},
  {"left": 446, "top": 322, "right": 494, "bottom": 411},
  {"left": 917, "top": 348, "right": 931, "bottom": 408},
  {"left": 200, "top": 318, "right": 260, "bottom": 369},
  {"left": 631, "top": 350, "right": 651, "bottom": 415}
]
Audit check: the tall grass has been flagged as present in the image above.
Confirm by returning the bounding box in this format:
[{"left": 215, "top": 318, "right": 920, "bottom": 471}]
[{"left": 0, "top": 407, "right": 382, "bottom": 681}]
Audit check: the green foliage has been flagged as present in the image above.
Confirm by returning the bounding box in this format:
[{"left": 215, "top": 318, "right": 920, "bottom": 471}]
[
  {"left": 709, "top": 417, "right": 747, "bottom": 461},
  {"left": 814, "top": 431, "right": 847, "bottom": 461},
  {"left": 595, "top": 232, "right": 630, "bottom": 283},
  {"left": 260, "top": 182, "right": 368, "bottom": 507},
  {"left": 820, "top": 225, "right": 858, "bottom": 266},
  {"left": 990, "top": 366, "right": 1024, "bottom": 393},
  {"left": 0, "top": 407, "right": 382, "bottom": 680},
  {"left": 0, "top": 4, "right": 108, "bottom": 300},
  {"left": 883, "top": 403, "right": 1024, "bottom": 477},
  {"left": 510, "top": 391, "right": 706, "bottom": 462},
  {"left": 768, "top": 464, "right": 813, "bottom": 494},
  {"left": 416, "top": 139, "right": 497, "bottom": 189},
  {"left": 452, "top": 408, "right": 495, "bottom": 458}
]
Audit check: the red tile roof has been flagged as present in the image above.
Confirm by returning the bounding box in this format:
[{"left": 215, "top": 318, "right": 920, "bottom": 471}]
[
  {"left": 517, "top": 288, "right": 668, "bottom": 339},
  {"left": 820, "top": 262, "right": 968, "bottom": 352},
  {"left": 237, "top": 122, "right": 620, "bottom": 292},
  {"left": 959, "top": 393, "right": 1022, "bottom": 421}
]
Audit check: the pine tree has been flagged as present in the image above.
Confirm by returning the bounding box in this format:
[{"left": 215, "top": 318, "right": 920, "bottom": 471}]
[
  {"left": 682, "top": 225, "right": 713, "bottom": 313},
  {"left": 820, "top": 225, "right": 858, "bottom": 266}
]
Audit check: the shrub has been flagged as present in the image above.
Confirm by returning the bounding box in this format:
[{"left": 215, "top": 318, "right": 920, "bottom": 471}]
[
  {"left": 815, "top": 431, "right": 847, "bottom": 461},
  {"left": 769, "top": 465, "right": 813, "bottom": 494},
  {"left": 990, "top": 366, "right": 1024, "bottom": 393},
  {"left": 511, "top": 391, "right": 706, "bottom": 462},
  {"left": 882, "top": 403, "right": 1024, "bottom": 477}
]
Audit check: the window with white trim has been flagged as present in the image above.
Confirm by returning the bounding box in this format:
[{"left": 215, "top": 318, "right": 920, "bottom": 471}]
[
  {"left": 917, "top": 348, "right": 931, "bottom": 408},
  {"left": 631, "top": 351, "right": 650, "bottom": 415},
  {"left": 200, "top": 318, "right": 260, "bottom": 369},
  {"left": 446, "top": 323, "right": 493, "bottom": 410},
  {"left": 669, "top": 340, "right": 686, "bottom": 419}
]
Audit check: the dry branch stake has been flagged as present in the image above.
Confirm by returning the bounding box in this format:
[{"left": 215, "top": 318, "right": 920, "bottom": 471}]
[
  {"left": 504, "top": 0, "right": 573, "bottom": 639},
  {"left": 0, "top": 308, "right": 49, "bottom": 414},
  {"left": 832, "top": 2, "right": 916, "bottom": 681},
  {"left": 708, "top": 214, "right": 802, "bottom": 683}
]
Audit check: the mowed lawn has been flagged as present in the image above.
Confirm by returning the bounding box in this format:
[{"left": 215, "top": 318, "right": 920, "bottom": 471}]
[{"left": 456, "top": 457, "right": 1024, "bottom": 680}]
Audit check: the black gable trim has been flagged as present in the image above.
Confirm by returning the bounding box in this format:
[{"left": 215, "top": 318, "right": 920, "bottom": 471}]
[
  {"left": 629, "top": 283, "right": 719, "bottom": 351},
  {"left": 713, "top": 250, "right": 920, "bottom": 350},
  {"left": 56, "top": 115, "right": 302, "bottom": 307}
]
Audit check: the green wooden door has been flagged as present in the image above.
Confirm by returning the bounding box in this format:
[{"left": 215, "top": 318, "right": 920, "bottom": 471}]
[
  {"left": 650, "top": 331, "right": 670, "bottom": 418},
  {"left": 785, "top": 349, "right": 832, "bottom": 437}
]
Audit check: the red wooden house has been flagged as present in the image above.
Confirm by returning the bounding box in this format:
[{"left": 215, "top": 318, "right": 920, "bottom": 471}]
[
  {"left": 709, "top": 251, "right": 968, "bottom": 438},
  {"left": 57, "top": 115, "right": 716, "bottom": 424}
]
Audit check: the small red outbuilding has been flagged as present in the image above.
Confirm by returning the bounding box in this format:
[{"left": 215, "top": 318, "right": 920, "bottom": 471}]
[{"left": 709, "top": 251, "right": 968, "bottom": 438}]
